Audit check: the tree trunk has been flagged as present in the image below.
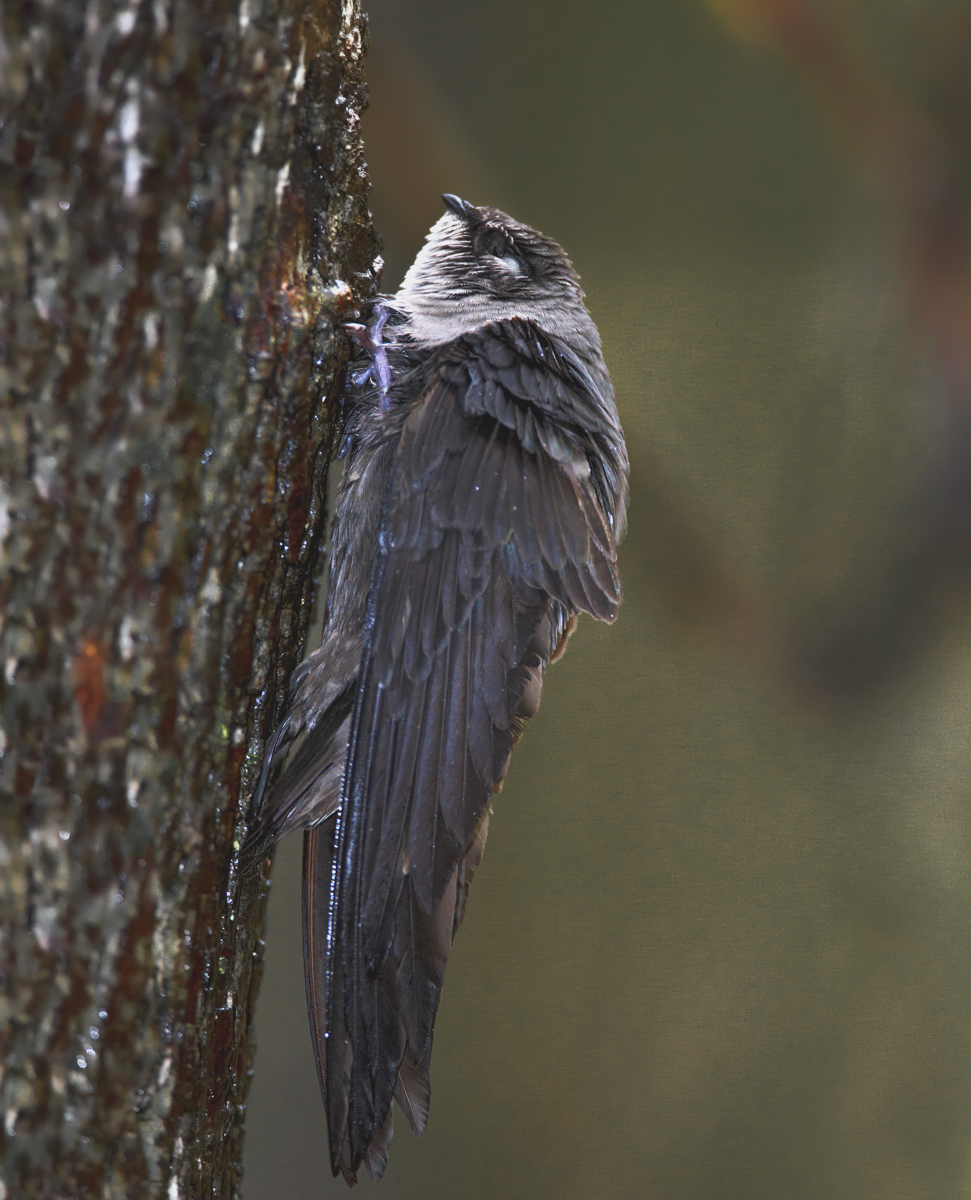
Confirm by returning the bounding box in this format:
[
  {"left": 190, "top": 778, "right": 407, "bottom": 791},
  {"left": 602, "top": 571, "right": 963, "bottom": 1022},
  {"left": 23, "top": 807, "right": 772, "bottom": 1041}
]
[{"left": 0, "top": 1, "right": 378, "bottom": 1195}]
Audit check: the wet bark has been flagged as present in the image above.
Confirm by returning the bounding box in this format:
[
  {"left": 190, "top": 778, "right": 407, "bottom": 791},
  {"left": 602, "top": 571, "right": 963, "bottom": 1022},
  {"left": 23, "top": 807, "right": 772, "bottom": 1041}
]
[{"left": 0, "top": 1, "right": 379, "bottom": 1196}]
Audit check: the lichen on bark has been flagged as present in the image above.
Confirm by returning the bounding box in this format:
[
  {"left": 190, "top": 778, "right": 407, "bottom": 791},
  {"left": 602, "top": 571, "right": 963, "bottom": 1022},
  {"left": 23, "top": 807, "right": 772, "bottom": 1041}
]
[{"left": 0, "top": 0, "right": 380, "bottom": 1195}]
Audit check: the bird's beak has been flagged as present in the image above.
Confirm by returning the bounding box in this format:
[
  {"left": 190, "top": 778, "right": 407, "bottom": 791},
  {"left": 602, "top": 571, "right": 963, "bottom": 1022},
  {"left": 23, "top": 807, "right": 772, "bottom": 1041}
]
[{"left": 442, "top": 193, "right": 475, "bottom": 220}]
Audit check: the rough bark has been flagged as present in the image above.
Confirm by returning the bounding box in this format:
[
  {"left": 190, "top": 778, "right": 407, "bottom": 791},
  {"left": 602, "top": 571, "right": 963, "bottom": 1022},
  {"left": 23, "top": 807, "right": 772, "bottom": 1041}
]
[{"left": 0, "top": 1, "right": 379, "bottom": 1196}]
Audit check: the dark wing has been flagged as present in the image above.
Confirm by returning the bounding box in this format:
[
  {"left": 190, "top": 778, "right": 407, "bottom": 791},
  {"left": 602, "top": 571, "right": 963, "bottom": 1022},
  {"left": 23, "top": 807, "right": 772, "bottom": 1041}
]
[{"left": 311, "top": 319, "right": 627, "bottom": 1182}]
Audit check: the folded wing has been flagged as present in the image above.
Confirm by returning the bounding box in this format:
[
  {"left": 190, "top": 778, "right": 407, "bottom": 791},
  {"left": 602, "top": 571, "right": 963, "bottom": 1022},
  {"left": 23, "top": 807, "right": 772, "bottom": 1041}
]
[{"left": 307, "top": 318, "right": 627, "bottom": 1181}]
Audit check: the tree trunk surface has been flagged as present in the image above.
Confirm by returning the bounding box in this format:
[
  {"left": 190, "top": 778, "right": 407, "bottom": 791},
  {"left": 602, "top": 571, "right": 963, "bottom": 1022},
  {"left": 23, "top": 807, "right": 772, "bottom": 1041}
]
[{"left": 0, "top": 1, "right": 378, "bottom": 1195}]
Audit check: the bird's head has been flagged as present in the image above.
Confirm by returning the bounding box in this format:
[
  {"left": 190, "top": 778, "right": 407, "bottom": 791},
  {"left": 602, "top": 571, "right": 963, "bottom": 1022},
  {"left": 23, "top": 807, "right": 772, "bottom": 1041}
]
[{"left": 395, "top": 195, "right": 601, "bottom": 356}]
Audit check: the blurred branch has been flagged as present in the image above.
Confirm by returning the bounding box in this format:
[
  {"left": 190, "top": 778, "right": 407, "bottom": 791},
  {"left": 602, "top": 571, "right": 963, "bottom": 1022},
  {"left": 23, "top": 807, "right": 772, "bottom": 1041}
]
[
  {"left": 705, "top": 0, "right": 971, "bottom": 401},
  {"left": 702, "top": 0, "right": 971, "bottom": 699}
]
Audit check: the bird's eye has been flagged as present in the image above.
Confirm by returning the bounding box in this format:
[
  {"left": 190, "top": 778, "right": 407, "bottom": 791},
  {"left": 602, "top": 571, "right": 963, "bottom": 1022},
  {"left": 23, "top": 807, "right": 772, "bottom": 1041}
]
[
  {"left": 471, "top": 223, "right": 526, "bottom": 279},
  {"left": 495, "top": 255, "right": 523, "bottom": 276}
]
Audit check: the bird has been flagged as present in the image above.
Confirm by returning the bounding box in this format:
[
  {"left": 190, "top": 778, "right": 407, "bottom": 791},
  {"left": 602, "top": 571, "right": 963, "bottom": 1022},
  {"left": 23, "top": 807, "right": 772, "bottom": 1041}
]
[{"left": 242, "top": 194, "right": 629, "bottom": 1184}]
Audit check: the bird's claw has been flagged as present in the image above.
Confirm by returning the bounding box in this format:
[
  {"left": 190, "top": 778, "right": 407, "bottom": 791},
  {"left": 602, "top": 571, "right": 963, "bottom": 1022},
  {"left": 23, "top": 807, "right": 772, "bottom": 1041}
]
[{"left": 342, "top": 302, "right": 395, "bottom": 409}]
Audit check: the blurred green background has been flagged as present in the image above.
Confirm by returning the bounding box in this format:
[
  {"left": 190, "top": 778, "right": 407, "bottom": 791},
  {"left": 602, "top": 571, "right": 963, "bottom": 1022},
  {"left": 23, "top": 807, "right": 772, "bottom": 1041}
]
[{"left": 244, "top": 1, "right": 971, "bottom": 1197}]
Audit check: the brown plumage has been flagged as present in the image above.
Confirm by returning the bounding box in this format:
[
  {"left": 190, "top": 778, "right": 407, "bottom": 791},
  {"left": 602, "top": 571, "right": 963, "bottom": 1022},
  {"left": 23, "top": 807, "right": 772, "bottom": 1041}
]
[{"left": 242, "top": 196, "right": 628, "bottom": 1183}]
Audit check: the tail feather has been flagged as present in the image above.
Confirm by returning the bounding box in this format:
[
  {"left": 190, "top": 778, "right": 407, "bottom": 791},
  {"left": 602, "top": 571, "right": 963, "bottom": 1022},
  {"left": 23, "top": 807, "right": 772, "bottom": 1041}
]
[
  {"left": 303, "top": 823, "right": 354, "bottom": 1183},
  {"left": 394, "top": 1055, "right": 431, "bottom": 1136},
  {"left": 362, "top": 1105, "right": 394, "bottom": 1181}
]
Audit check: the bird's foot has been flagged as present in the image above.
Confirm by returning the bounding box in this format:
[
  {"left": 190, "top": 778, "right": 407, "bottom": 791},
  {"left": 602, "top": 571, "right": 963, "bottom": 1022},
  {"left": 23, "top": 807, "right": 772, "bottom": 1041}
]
[{"left": 343, "top": 300, "right": 397, "bottom": 408}]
